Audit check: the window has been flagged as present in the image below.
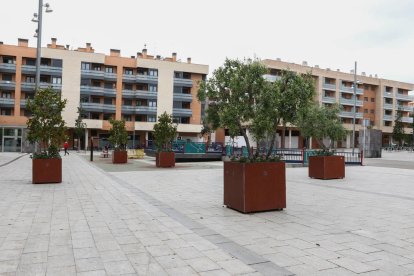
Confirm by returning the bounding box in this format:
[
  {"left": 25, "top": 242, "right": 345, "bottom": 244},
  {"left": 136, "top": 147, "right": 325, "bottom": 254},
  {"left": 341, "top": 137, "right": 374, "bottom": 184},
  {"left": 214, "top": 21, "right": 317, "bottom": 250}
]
[
  {"left": 52, "top": 77, "right": 62, "bottom": 84},
  {"left": 105, "top": 67, "right": 114, "bottom": 73},
  {"left": 1, "top": 92, "right": 11, "bottom": 98},
  {"left": 124, "top": 68, "right": 133, "bottom": 75},
  {"left": 123, "top": 115, "right": 131, "bottom": 121},
  {"left": 92, "top": 81, "right": 101, "bottom": 87},
  {"left": 26, "top": 58, "right": 36, "bottom": 66},
  {"left": 103, "top": 113, "right": 113, "bottom": 120},
  {"left": 124, "top": 84, "right": 133, "bottom": 90},
  {"left": 81, "top": 62, "right": 91, "bottom": 70},
  {"left": 104, "top": 82, "right": 114, "bottom": 89},
  {"left": 149, "top": 100, "right": 157, "bottom": 107},
  {"left": 2, "top": 74, "right": 12, "bottom": 81},
  {"left": 149, "top": 85, "right": 157, "bottom": 92},
  {"left": 92, "top": 64, "right": 101, "bottom": 71},
  {"left": 149, "top": 69, "right": 158, "bottom": 77},
  {"left": 370, "top": 109, "right": 375, "bottom": 114},
  {"left": 364, "top": 97, "right": 368, "bottom": 102},
  {"left": 147, "top": 115, "right": 156, "bottom": 122},
  {"left": 92, "top": 97, "right": 100, "bottom": 104},
  {"left": 1, "top": 109, "right": 11, "bottom": 116},
  {"left": 371, "top": 98, "right": 375, "bottom": 102},
  {"left": 51, "top": 59, "right": 62, "bottom": 68},
  {"left": 91, "top": 113, "right": 100, "bottom": 120},
  {"left": 364, "top": 109, "right": 368, "bottom": 113},
  {"left": 123, "top": 99, "right": 132, "bottom": 106},
  {"left": 181, "top": 117, "right": 190, "bottom": 124},
  {"left": 104, "top": 98, "right": 112, "bottom": 105}
]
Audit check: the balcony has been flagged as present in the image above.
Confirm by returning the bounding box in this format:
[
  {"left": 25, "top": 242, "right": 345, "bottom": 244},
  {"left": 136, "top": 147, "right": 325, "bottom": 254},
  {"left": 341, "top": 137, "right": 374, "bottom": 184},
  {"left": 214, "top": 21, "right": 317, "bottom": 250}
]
[
  {"left": 122, "top": 105, "right": 157, "bottom": 115},
  {"left": 122, "top": 74, "right": 136, "bottom": 82},
  {"left": 401, "top": 117, "right": 414, "bottom": 123},
  {"left": 81, "top": 69, "right": 104, "bottom": 79},
  {"left": 81, "top": 103, "right": 116, "bottom": 113},
  {"left": 383, "top": 115, "right": 393, "bottom": 121},
  {"left": 20, "top": 82, "right": 62, "bottom": 91},
  {"left": 322, "top": 83, "right": 336, "bottom": 91},
  {"left": 395, "top": 93, "right": 414, "bottom": 101},
  {"left": 0, "top": 63, "right": 16, "bottom": 73},
  {"left": 21, "top": 65, "right": 62, "bottom": 76},
  {"left": 0, "top": 98, "right": 15, "bottom": 107},
  {"left": 173, "top": 78, "right": 193, "bottom": 87},
  {"left": 121, "top": 90, "right": 157, "bottom": 99},
  {"left": 383, "top": 103, "right": 393, "bottom": 110},
  {"left": 173, "top": 108, "right": 192, "bottom": 116},
  {"left": 103, "top": 88, "right": 116, "bottom": 97},
  {"left": 395, "top": 104, "right": 413, "bottom": 112},
  {"left": 383, "top": 91, "right": 393, "bottom": 98},
  {"left": 0, "top": 80, "right": 15, "bottom": 89},
  {"left": 263, "top": 74, "right": 281, "bottom": 82},
  {"left": 80, "top": 86, "right": 104, "bottom": 96},
  {"left": 173, "top": 93, "right": 193, "bottom": 102},
  {"left": 136, "top": 74, "right": 158, "bottom": 84},
  {"left": 339, "top": 98, "right": 363, "bottom": 106},
  {"left": 20, "top": 99, "right": 27, "bottom": 107},
  {"left": 340, "top": 111, "right": 363, "bottom": 119},
  {"left": 340, "top": 86, "right": 363, "bottom": 95},
  {"left": 104, "top": 72, "right": 117, "bottom": 80}
]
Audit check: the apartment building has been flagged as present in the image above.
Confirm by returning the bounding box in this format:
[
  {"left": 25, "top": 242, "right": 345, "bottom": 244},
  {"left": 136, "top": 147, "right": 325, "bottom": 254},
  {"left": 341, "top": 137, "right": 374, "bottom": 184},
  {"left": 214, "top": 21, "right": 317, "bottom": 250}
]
[
  {"left": 0, "top": 38, "right": 208, "bottom": 152},
  {"left": 262, "top": 59, "right": 414, "bottom": 148}
]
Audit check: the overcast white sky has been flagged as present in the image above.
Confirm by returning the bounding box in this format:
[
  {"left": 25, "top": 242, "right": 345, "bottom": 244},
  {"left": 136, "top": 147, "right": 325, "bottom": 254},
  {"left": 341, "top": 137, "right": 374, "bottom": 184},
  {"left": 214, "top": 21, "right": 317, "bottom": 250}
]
[{"left": 2, "top": 0, "right": 414, "bottom": 83}]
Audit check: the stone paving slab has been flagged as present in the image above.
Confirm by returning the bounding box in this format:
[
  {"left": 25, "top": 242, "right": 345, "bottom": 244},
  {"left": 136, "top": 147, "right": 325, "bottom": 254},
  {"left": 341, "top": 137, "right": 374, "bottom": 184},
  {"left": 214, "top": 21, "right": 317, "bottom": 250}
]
[{"left": 1, "top": 153, "right": 414, "bottom": 275}]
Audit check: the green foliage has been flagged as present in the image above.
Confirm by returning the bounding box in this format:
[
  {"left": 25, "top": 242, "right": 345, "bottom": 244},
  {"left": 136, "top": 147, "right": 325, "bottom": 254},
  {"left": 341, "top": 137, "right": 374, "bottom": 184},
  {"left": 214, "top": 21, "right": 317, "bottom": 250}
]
[
  {"left": 153, "top": 112, "right": 177, "bottom": 152},
  {"left": 27, "top": 87, "right": 67, "bottom": 159},
  {"left": 230, "top": 154, "right": 281, "bottom": 163},
  {"left": 198, "top": 58, "right": 315, "bottom": 160},
  {"left": 297, "top": 104, "right": 347, "bottom": 150},
  {"left": 393, "top": 107, "right": 405, "bottom": 146},
  {"left": 74, "top": 106, "right": 86, "bottom": 140},
  {"left": 108, "top": 119, "right": 128, "bottom": 151}
]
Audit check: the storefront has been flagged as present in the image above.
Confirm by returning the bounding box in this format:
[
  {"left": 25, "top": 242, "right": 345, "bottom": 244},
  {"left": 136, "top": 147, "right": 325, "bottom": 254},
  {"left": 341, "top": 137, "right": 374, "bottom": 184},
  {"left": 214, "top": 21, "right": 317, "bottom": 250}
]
[{"left": 0, "top": 127, "right": 25, "bottom": 152}]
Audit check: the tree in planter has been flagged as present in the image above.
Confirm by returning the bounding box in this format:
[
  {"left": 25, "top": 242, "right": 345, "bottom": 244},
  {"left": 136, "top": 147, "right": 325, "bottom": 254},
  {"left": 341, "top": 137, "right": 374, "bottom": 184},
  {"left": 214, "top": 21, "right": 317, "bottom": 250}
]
[
  {"left": 153, "top": 112, "right": 177, "bottom": 152},
  {"left": 198, "top": 58, "right": 315, "bottom": 160},
  {"left": 27, "top": 87, "right": 67, "bottom": 158},
  {"left": 74, "top": 106, "right": 86, "bottom": 151},
  {"left": 108, "top": 119, "right": 128, "bottom": 150},
  {"left": 297, "top": 104, "right": 347, "bottom": 153},
  {"left": 393, "top": 107, "right": 405, "bottom": 146}
]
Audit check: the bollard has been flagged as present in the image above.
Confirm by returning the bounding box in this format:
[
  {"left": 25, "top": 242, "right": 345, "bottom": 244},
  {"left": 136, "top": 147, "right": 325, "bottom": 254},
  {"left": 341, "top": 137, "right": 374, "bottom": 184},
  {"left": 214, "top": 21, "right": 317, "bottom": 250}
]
[{"left": 90, "top": 138, "right": 93, "bottom": 162}]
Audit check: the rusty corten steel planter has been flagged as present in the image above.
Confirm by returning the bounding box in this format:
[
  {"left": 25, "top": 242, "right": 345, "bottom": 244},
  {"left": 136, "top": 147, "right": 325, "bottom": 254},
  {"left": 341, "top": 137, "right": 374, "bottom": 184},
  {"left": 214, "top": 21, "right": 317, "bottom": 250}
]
[
  {"left": 112, "top": 150, "right": 128, "bottom": 164},
  {"left": 308, "top": 155, "right": 345, "bottom": 180},
  {"left": 32, "top": 158, "right": 62, "bottom": 184},
  {"left": 223, "top": 161, "right": 286, "bottom": 213},
  {"left": 156, "top": 152, "right": 175, "bottom": 168}
]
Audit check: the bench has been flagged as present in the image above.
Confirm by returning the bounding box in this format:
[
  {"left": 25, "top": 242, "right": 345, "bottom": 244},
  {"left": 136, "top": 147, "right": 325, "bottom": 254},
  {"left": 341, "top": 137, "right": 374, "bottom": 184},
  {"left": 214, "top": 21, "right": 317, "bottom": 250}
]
[
  {"left": 127, "top": 149, "right": 145, "bottom": 159},
  {"left": 101, "top": 150, "right": 109, "bottom": 158}
]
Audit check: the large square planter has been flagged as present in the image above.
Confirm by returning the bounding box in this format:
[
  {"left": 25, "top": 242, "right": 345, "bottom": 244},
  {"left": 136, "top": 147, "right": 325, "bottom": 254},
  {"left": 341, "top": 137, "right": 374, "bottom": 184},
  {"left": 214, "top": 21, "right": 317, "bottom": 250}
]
[
  {"left": 32, "top": 158, "right": 62, "bottom": 184},
  {"left": 308, "top": 155, "right": 345, "bottom": 179},
  {"left": 223, "top": 161, "right": 286, "bottom": 213},
  {"left": 112, "top": 150, "right": 128, "bottom": 164},
  {"left": 156, "top": 152, "right": 175, "bottom": 167}
]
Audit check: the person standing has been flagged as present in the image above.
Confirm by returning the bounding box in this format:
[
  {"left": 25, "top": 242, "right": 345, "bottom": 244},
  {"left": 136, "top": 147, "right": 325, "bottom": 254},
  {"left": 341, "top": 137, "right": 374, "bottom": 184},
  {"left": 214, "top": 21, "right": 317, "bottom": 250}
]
[{"left": 64, "top": 141, "right": 69, "bottom": 156}]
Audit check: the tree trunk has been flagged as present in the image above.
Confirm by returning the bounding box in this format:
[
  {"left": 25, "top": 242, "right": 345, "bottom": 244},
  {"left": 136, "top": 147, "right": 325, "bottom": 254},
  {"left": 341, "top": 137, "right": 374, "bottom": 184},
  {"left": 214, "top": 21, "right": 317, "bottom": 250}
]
[
  {"left": 238, "top": 122, "right": 252, "bottom": 158},
  {"left": 281, "top": 124, "right": 286, "bottom": 149},
  {"left": 266, "top": 121, "right": 280, "bottom": 158}
]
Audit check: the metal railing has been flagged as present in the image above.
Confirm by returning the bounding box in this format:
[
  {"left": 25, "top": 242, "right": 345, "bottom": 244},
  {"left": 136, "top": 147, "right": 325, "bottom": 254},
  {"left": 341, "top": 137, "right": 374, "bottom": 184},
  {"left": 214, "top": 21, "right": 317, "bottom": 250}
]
[
  {"left": 322, "top": 83, "right": 336, "bottom": 90},
  {"left": 383, "top": 103, "right": 393, "bottom": 110},
  {"left": 173, "top": 78, "right": 193, "bottom": 87},
  {"left": 340, "top": 111, "right": 363, "bottom": 118},
  {"left": 322, "top": 96, "right": 336, "bottom": 103},
  {"left": 340, "top": 85, "right": 363, "bottom": 94},
  {"left": 339, "top": 98, "right": 363, "bottom": 106},
  {"left": 136, "top": 74, "right": 158, "bottom": 83},
  {"left": 0, "top": 80, "right": 16, "bottom": 89},
  {"left": 395, "top": 104, "right": 413, "bottom": 112},
  {"left": 0, "top": 98, "right": 15, "bottom": 107},
  {"left": 383, "top": 91, "right": 393, "bottom": 98},
  {"left": 263, "top": 74, "right": 281, "bottom": 82},
  {"left": 0, "top": 63, "right": 16, "bottom": 72},
  {"left": 81, "top": 69, "right": 104, "bottom": 78},
  {"left": 395, "top": 93, "right": 414, "bottom": 101},
  {"left": 383, "top": 115, "right": 393, "bottom": 121},
  {"left": 146, "top": 141, "right": 224, "bottom": 154},
  {"left": 173, "top": 108, "right": 192, "bottom": 116}
]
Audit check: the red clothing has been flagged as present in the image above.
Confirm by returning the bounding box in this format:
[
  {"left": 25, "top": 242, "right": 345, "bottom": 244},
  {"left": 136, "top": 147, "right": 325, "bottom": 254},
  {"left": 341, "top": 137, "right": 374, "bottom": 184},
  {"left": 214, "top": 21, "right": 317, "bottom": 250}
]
[{"left": 64, "top": 142, "right": 69, "bottom": 149}]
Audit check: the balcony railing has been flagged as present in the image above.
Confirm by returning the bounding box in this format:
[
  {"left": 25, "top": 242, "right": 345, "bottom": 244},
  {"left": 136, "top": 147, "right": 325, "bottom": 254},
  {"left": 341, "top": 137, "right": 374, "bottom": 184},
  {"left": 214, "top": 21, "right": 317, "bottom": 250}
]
[
  {"left": 395, "top": 104, "right": 413, "bottom": 112},
  {"left": 0, "top": 80, "right": 16, "bottom": 89},
  {"left": 322, "top": 83, "right": 336, "bottom": 91},
  {"left": 401, "top": 117, "right": 414, "bottom": 123},
  {"left": 122, "top": 105, "right": 157, "bottom": 115},
  {"left": 0, "top": 98, "right": 15, "bottom": 107},
  {"left": 173, "top": 78, "right": 193, "bottom": 87},
  {"left": 103, "top": 88, "right": 116, "bottom": 97},
  {"left": 0, "top": 63, "right": 16, "bottom": 73},
  {"left": 395, "top": 93, "right": 414, "bottom": 101},
  {"left": 20, "top": 99, "right": 27, "bottom": 107},
  {"left": 383, "top": 115, "right": 393, "bottom": 121},
  {"left": 80, "top": 86, "right": 104, "bottom": 95},
  {"left": 173, "top": 108, "right": 192, "bottom": 116},
  {"left": 136, "top": 74, "right": 158, "bottom": 84},
  {"left": 383, "top": 103, "right": 393, "bottom": 110},
  {"left": 173, "top": 93, "right": 193, "bottom": 101},
  {"left": 339, "top": 98, "right": 363, "bottom": 106},
  {"left": 383, "top": 91, "right": 393, "bottom": 98},
  {"left": 81, "top": 69, "right": 104, "bottom": 79},
  {"left": 21, "top": 82, "right": 62, "bottom": 91},
  {"left": 104, "top": 72, "right": 117, "bottom": 80},
  {"left": 340, "top": 111, "right": 363, "bottom": 119},
  {"left": 263, "top": 74, "right": 281, "bottom": 82},
  {"left": 121, "top": 90, "right": 157, "bottom": 99},
  {"left": 21, "top": 65, "right": 62, "bottom": 75},
  {"left": 340, "top": 86, "right": 363, "bottom": 95},
  {"left": 81, "top": 102, "right": 116, "bottom": 112},
  {"left": 122, "top": 74, "right": 136, "bottom": 82}
]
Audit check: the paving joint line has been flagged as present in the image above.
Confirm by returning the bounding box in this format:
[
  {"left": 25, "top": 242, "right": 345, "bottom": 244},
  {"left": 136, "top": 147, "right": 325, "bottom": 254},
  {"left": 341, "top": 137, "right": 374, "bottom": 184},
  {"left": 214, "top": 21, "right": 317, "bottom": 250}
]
[
  {"left": 0, "top": 153, "right": 29, "bottom": 167},
  {"left": 78, "top": 154, "right": 294, "bottom": 276}
]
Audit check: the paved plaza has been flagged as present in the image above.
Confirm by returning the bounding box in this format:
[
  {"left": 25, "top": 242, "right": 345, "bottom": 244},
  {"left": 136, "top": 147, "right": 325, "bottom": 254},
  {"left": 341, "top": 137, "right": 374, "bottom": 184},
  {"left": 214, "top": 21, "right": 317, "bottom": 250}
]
[{"left": 1, "top": 152, "right": 414, "bottom": 275}]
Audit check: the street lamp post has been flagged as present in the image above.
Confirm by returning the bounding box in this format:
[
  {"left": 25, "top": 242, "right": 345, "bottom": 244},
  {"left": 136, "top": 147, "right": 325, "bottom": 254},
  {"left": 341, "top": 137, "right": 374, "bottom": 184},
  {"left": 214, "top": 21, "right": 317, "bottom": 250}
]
[
  {"left": 352, "top": 61, "right": 357, "bottom": 155},
  {"left": 32, "top": 0, "right": 53, "bottom": 88}
]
